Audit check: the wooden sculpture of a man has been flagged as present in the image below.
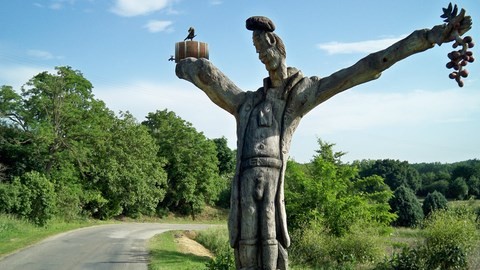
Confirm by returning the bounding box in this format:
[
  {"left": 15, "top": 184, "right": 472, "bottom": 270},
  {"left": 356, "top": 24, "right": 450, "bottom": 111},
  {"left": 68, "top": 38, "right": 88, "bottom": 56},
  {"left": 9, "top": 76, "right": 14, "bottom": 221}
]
[{"left": 175, "top": 8, "right": 472, "bottom": 270}]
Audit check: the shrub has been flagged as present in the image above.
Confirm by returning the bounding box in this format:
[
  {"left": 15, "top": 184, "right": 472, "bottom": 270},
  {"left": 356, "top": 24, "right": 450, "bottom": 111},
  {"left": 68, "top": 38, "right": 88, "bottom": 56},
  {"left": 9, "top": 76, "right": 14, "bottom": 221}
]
[
  {"left": 0, "top": 181, "right": 20, "bottom": 214},
  {"left": 290, "top": 221, "right": 386, "bottom": 269},
  {"left": 197, "top": 227, "right": 235, "bottom": 270},
  {"left": 15, "top": 171, "right": 56, "bottom": 226},
  {"left": 374, "top": 246, "right": 425, "bottom": 270},
  {"left": 423, "top": 208, "right": 479, "bottom": 270},
  {"left": 422, "top": 191, "right": 448, "bottom": 217},
  {"left": 376, "top": 207, "right": 480, "bottom": 270},
  {"left": 390, "top": 186, "right": 424, "bottom": 227}
]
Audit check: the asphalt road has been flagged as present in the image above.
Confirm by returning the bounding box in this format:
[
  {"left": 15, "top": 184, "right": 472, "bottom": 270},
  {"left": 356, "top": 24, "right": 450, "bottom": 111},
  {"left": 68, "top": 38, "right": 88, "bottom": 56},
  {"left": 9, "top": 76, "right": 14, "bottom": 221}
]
[{"left": 0, "top": 223, "right": 215, "bottom": 270}]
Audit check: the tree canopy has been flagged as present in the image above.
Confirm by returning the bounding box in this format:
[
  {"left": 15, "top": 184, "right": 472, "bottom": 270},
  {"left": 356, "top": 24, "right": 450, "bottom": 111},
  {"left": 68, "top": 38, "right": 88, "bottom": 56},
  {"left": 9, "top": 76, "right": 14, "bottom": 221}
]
[{"left": 142, "top": 109, "right": 222, "bottom": 219}]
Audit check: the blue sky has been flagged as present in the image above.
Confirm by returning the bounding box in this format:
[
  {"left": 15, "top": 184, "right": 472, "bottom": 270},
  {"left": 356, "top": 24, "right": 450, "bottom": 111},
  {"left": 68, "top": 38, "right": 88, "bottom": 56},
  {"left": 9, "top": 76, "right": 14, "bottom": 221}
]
[{"left": 1, "top": 0, "right": 479, "bottom": 163}]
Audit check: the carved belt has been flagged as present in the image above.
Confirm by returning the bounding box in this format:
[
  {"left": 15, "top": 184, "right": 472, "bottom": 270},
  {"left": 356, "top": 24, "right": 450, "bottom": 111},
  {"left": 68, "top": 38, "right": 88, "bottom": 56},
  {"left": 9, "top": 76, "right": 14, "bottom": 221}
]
[{"left": 241, "top": 157, "right": 282, "bottom": 170}]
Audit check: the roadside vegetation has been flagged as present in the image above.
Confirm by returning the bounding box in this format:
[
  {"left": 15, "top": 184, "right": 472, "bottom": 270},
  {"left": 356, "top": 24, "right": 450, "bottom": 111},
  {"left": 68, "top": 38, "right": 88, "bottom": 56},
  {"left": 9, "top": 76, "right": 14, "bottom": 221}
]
[
  {"left": 148, "top": 230, "right": 211, "bottom": 270},
  {"left": 1, "top": 67, "right": 480, "bottom": 269}
]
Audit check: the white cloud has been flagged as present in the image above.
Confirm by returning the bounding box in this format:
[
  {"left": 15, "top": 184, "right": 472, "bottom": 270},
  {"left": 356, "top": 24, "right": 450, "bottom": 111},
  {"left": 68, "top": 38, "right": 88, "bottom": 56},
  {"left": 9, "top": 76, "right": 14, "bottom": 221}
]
[
  {"left": 27, "top": 49, "right": 63, "bottom": 60},
  {"left": 110, "top": 0, "right": 173, "bottom": 17},
  {"left": 144, "top": 20, "right": 173, "bottom": 33},
  {"left": 0, "top": 65, "right": 54, "bottom": 89},
  {"left": 302, "top": 88, "right": 480, "bottom": 135},
  {"left": 48, "top": 0, "right": 77, "bottom": 10},
  {"left": 209, "top": 0, "right": 223, "bottom": 5},
  {"left": 317, "top": 35, "right": 407, "bottom": 55}
]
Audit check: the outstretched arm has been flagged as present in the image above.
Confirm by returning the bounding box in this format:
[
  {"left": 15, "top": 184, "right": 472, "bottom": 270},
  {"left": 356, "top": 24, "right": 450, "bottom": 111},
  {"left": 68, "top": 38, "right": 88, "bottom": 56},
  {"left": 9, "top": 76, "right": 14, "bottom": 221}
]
[
  {"left": 175, "top": 57, "right": 245, "bottom": 115},
  {"left": 299, "top": 8, "right": 472, "bottom": 115}
]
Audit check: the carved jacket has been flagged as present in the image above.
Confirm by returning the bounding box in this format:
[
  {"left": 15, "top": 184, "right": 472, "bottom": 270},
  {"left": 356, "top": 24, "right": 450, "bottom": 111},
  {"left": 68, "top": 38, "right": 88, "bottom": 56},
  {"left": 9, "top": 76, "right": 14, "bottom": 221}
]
[{"left": 227, "top": 67, "right": 325, "bottom": 249}]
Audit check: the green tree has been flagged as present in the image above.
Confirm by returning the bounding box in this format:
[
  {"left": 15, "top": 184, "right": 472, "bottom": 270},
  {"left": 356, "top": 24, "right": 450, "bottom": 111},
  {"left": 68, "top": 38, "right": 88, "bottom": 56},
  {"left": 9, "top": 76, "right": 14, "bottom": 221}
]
[
  {"left": 212, "top": 137, "right": 235, "bottom": 176},
  {"left": 360, "top": 159, "right": 421, "bottom": 192},
  {"left": 448, "top": 177, "right": 469, "bottom": 200},
  {"left": 390, "top": 185, "right": 424, "bottom": 227},
  {"left": 285, "top": 139, "right": 396, "bottom": 236},
  {"left": 1, "top": 67, "right": 168, "bottom": 220},
  {"left": 466, "top": 175, "right": 480, "bottom": 198},
  {"left": 212, "top": 137, "right": 235, "bottom": 209},
  {"left": 422, "top": 180, "right": 449, "bottom": 196},
  {"left": 422, "top": 191, "right": 448, "bottom": 217},
  {"left": 143, "top": 110, "right": 221, "bottom": 218},
  {"left": 451, "top": 164, "right": 478, "bottom": 181},
  {"left": 86, "top": 112, "right": 168, "bottom": 219}
]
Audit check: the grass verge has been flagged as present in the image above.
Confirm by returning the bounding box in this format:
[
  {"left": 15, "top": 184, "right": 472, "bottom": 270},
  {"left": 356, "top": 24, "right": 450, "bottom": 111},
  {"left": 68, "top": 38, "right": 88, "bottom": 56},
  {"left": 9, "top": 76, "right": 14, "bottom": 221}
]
[
  {"left": 148, "top": 230, "right": 211, "bottom": 270},
  {"left": 0, "top": 214, "right": 104, "bottom": 258}
]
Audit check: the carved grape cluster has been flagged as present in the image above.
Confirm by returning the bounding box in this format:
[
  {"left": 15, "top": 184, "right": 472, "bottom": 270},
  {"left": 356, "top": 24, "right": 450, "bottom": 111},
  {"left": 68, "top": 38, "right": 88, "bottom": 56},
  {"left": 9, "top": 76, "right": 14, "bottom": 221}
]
[
  {"left": 441, "top": 3, "right": 475, "bottom": 87},
  {"left": 446, "top": 36, "right": 474, "bottom": 87}
]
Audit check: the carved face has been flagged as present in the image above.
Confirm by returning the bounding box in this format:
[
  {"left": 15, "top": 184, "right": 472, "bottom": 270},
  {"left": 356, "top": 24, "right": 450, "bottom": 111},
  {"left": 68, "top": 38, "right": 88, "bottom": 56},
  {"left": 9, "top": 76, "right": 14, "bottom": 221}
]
[{"left": 253, "top": 31, "right": 282, "bottom": 72}]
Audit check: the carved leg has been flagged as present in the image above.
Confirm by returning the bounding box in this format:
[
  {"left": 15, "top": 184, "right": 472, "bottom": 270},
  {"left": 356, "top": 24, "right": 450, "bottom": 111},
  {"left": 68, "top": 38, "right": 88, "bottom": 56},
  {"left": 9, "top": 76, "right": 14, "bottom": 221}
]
[
  {"left": 239, "top": 168, "right": 259, "bottom": 269},
  {"left": 262, "top": 239, "right": 278, "bottom": 270},
  {"left": 261, "top": 168, "right": 281, "bottom": 269},
  {"left": 239, "top": 239, "right": 258, "bottom": 269}
]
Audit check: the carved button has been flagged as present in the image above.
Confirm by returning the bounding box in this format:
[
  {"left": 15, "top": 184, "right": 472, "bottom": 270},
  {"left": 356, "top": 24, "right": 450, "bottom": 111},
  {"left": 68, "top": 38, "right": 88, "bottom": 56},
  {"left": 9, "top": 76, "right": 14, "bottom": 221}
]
[
  {"left": 245, "top": 105, "right": 251, "bottom": 111},
  {"left": 264, "top": 104, "right": 271, "bottom": 112}
]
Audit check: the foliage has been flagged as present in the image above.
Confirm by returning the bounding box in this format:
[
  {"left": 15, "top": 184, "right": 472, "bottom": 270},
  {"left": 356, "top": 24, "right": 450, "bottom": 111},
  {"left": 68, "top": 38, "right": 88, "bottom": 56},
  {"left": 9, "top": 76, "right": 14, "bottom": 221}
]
[
  {"left": 448, "top": 177, "right": 469, "bottom": 200},
  {"left": 374, "top": 246, "right": 426, "bottom": 270},
  {"left": 422, "top": 208, "right": 479, "bottom": 270},
  {"left": 143, "top": 110, "right": 221, "bottom": 218},
  {"left": 0, "top": 67, "right": 168, "bottom": 221},
  {"left": 285, "top": 140, "right": 395, "bottom": 236},
  {"left": 376, "top": 207, "right": 480, "bottom": 270},
  {"left": 85, "top": 112, "right": 168, "bottom": 219},
  {"left": 466, "top": 176, "right": 480, "bottom": 198},
  {"left": 290, "top": 221, "right": 386, "bottom": 269},
  {"left": 212, "top": 137, "right": 235, "bottom": 177},
  {"left": 0, "top": 171, "right": 56, "bottom": 226},
  {"left": 197, "top": 227, "right": 235, "bottom": 270},
  {"left": 420, "top": 179, "right": 449, "bottom": 197},
  {"left": 359, "top": 159, "right": 421, "bottom": 192},
  {"left": 390, "top": 186, "right": 424, "bottom": 227},
  {"left": 422, "top": 191, "right": 448, "bottom": 217},
  {"left": 212, "top": 137, "right": 235, "bottom": 209}
]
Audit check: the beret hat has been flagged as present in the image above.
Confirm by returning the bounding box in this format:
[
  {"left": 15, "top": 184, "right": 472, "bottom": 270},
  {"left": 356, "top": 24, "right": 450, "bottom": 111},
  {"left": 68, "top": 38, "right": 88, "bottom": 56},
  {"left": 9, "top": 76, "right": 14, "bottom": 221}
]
[{"left": 246, "top": 16, "right": 275, "bottom": 32}]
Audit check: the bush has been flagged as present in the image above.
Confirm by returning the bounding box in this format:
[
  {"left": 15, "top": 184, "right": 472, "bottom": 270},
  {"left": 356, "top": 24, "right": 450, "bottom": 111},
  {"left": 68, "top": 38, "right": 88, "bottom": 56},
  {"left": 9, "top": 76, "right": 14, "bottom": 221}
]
[
  {"left": 423, "top": 208, "right": 479, "bottom": 269},
  {"left": 390, "top": 186, "right": 424, "bottom": 227},
  {"left": 290, "top": 221, "right": 386, "bottom": 269},
  {"left": 196, "top": 227, "right": 235, "bottom": 270},
  {"left": 0, "top": 181, "right": 20, "bottom": 214},
  {"left": 376, "top": 207, "right": 480, "bottom": 270},
  {"left": 375, "top": 246, "right": 425, "bottom": 270},
  {"left": 15, "top": 171, "right": 56, "bottom": 226},
  {"left": 422, "top": 191, "right": 448, "bottom": 217}
]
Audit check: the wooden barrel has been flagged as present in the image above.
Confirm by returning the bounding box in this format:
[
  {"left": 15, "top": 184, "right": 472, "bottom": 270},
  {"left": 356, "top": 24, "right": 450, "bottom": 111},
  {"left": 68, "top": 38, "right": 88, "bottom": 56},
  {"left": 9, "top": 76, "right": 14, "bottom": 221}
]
[{"left": 175, "top": 41, "right": 209, "bottom": 63}]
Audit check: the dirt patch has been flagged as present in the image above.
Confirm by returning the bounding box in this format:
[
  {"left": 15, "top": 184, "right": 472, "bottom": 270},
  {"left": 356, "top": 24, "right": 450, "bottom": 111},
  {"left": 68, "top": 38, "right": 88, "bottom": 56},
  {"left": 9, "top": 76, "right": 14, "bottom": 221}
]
[{"left": 174, "top": 231, "right": 213, "bottom": 258}]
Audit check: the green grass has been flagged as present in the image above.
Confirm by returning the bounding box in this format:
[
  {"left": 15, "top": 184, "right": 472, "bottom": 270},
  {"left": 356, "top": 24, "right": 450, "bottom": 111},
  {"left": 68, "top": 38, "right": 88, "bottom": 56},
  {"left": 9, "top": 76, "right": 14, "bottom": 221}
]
[
  {"left": 0, "top": 214, "right": 104, "bottom": 258},
  {"left": 148, "top": 230, "right": 211, "bottom": 270}
]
